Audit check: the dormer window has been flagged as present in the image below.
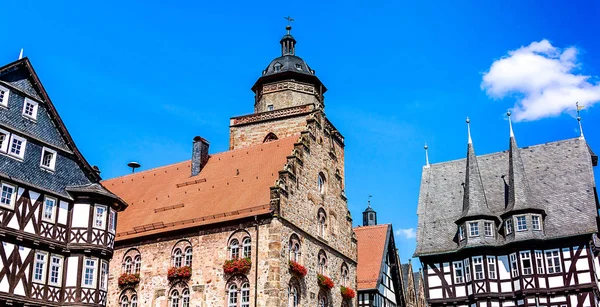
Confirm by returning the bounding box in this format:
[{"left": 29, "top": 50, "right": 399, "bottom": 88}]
[
  {"left": 484, "top": 222, "right": 493, "bottom": 237},
  {"left": 458, "top": 225, "right": 465, "bottom": 241},
  {"left": 22, "top": 98, "right": 38, "bottom": 120},
  {"left": 0, "top": 85, "right": 9, "bottom": 107},
  {"left": 505, "top": 219, "right": 514, "bottom": 234},
  {"left": 9, "top": 134, "right": 26, "bottom": 159},
  {"left": 468, "top": 222, "right": 479, "bottom": 237},
  {"left": 274, "top": 63, "right": 282, "bottom": 72},
  {"left": 0, "top": 128, "right": 10, "bottom": 153},
  {"left": 516, "top": 215, "right": 527, "bottom": 231},
  {"left": 40, "top": 147, "right": 57, "bottom": 171},
  {"left": 295, "top": 63, "right": 302, "bottom": 70},
  {"left": 532, "top": 215, "right": 542, "bottom": 230}
]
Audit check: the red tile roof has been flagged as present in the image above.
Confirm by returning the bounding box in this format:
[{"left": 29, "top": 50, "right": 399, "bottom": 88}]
[
  {"left": 103, "top": 136, "right": 298, "bottom": 241},
  {"left": 354, "top": 224, "right": 390, "bottom": 290}
]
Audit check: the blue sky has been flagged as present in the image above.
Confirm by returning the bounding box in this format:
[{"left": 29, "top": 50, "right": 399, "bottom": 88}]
[{"left": 2, "top": 1, "right": 600, "bottom": 266}]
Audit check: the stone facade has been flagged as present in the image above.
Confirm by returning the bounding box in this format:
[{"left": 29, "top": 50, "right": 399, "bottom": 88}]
[{"left": 253, "top": 80, "right": 322, "bottom": 113}]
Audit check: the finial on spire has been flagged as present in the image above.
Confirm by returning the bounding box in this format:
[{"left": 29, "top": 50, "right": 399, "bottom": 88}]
[
  {"left": 466, "top": 117, "right": 472, "bottom": 144},
  {"left": 507, "top": 110, "right": 514, "bottom": 138},
  {"left": 284, "top": 16, "right": 294, "bottom": 34},
  {"left": 424, "top": 143, "right": 430, "bottom": 167},
  {"left": 576, "top": 102, "right": 585, "bottom": 139},
  {"left": 18, "top": 48, "right": 23, "bottom": 60}
]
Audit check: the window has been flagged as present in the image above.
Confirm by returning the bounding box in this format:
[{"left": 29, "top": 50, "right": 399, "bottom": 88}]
[
  {"left": 241, "top": 282, "right": 250, "bottom": 307},
  {"left": 242, "top": 237, "right": 251, "bottom": 259},
  {"left": 134, "top": 255, "right": 141, "bottom": 273},
  {"left": 295, "top": 63, "right": 302, "bottom": 70},
  {"left": 9, "top": 134, "right": 26, "bottom": 159},
  {"left": 464, "top": 258, "right": 471, "bottom": 282},
  {"left": 274, "top": 63, "right": 282, "bottom": 72},
  {"left": 42, "top": 196, "right": 57, "bottom": 222},
  {"left": 124, "top": 256, "right": 133, "bottom": 274},
  {"left": 83, "top": 258, "right": 96, "bottom": 287},
  {"left": 484, "top": 222, "right": 493, "bottom": 237},
  {"left": 532, "top": 215, "right": 541, "bottom": 230},
  {"left": 506, "top": 219, "right": 514, "bottom": 234},
  {"left": 469, "top": 222, "right": 479, "bottom": 237},
  {"left": 487, "top": 256, "right": 497, "bottom": 279},
  {"left": 545, "top": 249, "right": 562, "bottom": 273},
  {"left": 184, "top": 247, "right": 193, "bottom": 267},
  {"left": 173, "top": 248, "right": 183, "bottom": 267},
  {"left": 520, "top": 251, "right": 532, "bottom": 275},
  {"left": 131, "top": 295, "right": 138, "bottom": 307},
  {"left": 22, "top": 98, "right": 38, "bottom": 120},
  {"left": 121, "top": 296, "right": 130, "bottom": 307},
  {"left": 453, "top": 261, "right": 464, "bottom": 283},
  {"left": 100, "top": 261, "right": 108, "bottom": 290},
  {"left": 228, "top": 284, "right": 238, "bottom": 307},
  {"left": 0, "top": 128, "right": 10, "bottom": 153},
  {"left": 289, "top": 240, "right": 300, "bottom": 262},
  {"left": 473, "top": 256, "right": 484, "bottom": 280},
  {"left": 34, "top": 252, "right": 47, "bottom": 283},
  {"left": 40, "top": 147, "right": 57, "bottom": 170},
  {"left": 318, "top": 209, "right": 327, "bottom": 238},
  {"left": 170, "top": 289, "right": 180, "bottom": 307},
  {"left": 516, "top": 216, "right": 527, "bottom": 231},
  {"left": 0, "top": 182, "right": 17, "bottom": 209},
  {"left": 510, "top": 253, "right": 518, "bottom": 277},
  {"left": 230, "top": 239, "right": 240, "bottom": 259},
  {"left": 535, "top": 250, "right": 544, "bottom": 274},
  {"left": 288, "top": 283, "right": 299, "bottom": 307},
  {"left": 318, "top": 251, "right": 327, "bottom": 275},
  {"left": 94, "top": 205, "right": 107, "bottom": 229},
  {"left": 49, "top": 255, "right": 63, "bottom": 286},
  {"left": 182, "top": 289, "right": 190, "bottom": 307},
  {"left": 318, "top": 294, "right": 327, "bottom": 307},
  {"left": 267, "top": 104, "right": 274, "bottom": 111},
  {"left": 341, "top": 264, "right": 349, "bottom": 286},
  {"left": 317, "top": 173, "right": 326, "bottom": 194},
  {"left": 109, "top": 210, "right": 117, "bottom": 233},
  {"left": 458, "top": 225, "right": 465, "bottom": 241},
  {"left": 0, "top": 86, "right": 9, "bottom": 107}
]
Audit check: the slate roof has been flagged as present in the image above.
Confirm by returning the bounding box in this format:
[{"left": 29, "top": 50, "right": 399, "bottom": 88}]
[
  {"left": 401, "top": 263, "right": 411, "bottom": 293},
  {"left": 415, "top": 137, "right": 598, "bottom": 256},
  {"left": 103, "top": 135, "right": 298, "bottom": 242},
  {"left": 413, "top": 272, "right": 421, "bottom": 294},
  {"left": 355, "top": 224, "right": 390, "bottom": 290}
]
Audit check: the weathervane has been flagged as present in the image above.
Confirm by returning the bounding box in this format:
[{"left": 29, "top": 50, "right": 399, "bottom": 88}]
[
  {"left": 368, "top": 194, "right": 372, "bottom": 207},
  {"left": 576, "top": 102, "right": 585, "bottom": 139},
  {"left": 284, "top": 16, "right": 295, "bottom": 25}
]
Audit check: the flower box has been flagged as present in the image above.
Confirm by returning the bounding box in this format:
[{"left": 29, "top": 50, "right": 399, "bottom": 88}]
[
  {"left": 223, "top": 258, "right": 252, "bottom": 275},
  {"left": 317, "top": 274, "right": 334, "bottom": 290},
  {"left": 167, "top": 266, "right": 192, "bottom": 281},
  {"left": 118, "top": 273, "right": 140, "bottom": 288},
  {"left": 340, "top": 286, "right": 356, "bottom": 299},
  {"left": 288, "top": 261, "right": 308, "bottom": 277}
]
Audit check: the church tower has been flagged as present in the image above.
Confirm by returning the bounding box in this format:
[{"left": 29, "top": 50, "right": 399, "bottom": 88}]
[{"left": 363, "top": 201, "right": 378, "bottom": 226}]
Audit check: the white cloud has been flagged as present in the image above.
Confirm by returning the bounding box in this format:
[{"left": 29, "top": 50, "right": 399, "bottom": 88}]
[
  {"left": 395, "top": 228, "right": 416, "bottom": 239},
  {"left": 481, "top": 39, "right": 600, "bottom": 121}
]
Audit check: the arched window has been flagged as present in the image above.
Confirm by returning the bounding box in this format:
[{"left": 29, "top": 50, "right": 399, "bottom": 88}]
[
  {"left": 173, "top": 248, "right": 183, "bottom": 268},
  {"left": 131, "top": 295, "right": 138, "bottom": 307},
  {"left": 317, "top": 173, "right": 326, "bottom": 194},
  {"left": 288, "top": 281, "right": 299, "bottom": 307},
  {"left": 341, "top": 263, "right": 349, "bottom": 287},
  {"left": 228, "top": 284, "right": 238, "bottom": 307},
  {"left": 120, "top": 295, "right": 129, "bottom": 307},
  {"left": 288, "top": 235, "right": 301, "bottom": 263},
  {"left": 134, "top": 255, "right": 141, "bottom": 274},
  {"left": 230, "top": 239, "right": 240, "bottom": 259},
  {"left": 318, "top": 209, "right": 327, "bottom": 238},
  {"left": 124, "top": 256, "right": 133, "bottom": 274},
  {"left": 318, "top": 250, "right": 327, "bottom": 275},
  {"left": 184, "top": 247, "right": 193, "bottom": 267},
  {"left": 242, "top": 237, "right": 251, "bottom": 259},
  {"left": 170, "top": 289, "right": 180, "bottom": 307},
  {"left": 318, "top": 294, "right": 327, "bottom": 307},
  {"left": 241, "top": 282, "right": 250, "bottom": 307},
  {"left": 263, "top": 133, "right": 278, "bottom": 142},
  {"left": 182, "top": 289, "right": 190, "bottom": 307}
]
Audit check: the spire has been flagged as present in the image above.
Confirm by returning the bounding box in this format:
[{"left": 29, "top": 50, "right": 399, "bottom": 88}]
[
  {"left": 577, "top": 102, "right": 585, "bottom": 140},
  {"left": 280, "top": 17, "right": 296, "bottom": 56},
  {"left": 508, "top": 110, "right": 514, "bottom": 138},
  {"left": 424, "top": 143, "right": 430, "bottom": 168},
  {"left": 18, "top": 48, "right": 23, "bottom": 60},
  {"left": 458, "top": 117, "right": 494, "bottom": 221}
]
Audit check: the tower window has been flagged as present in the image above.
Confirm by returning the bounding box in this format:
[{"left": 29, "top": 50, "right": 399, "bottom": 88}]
[
  {"left": 22, "top": 98, "right": 38, "bottom": 120},
  {"left": 267, "top": 104, "right": 274, "bottom": 111},
  {"left": 484, "top": 222, "right": 493, "bottom": 237},
  {"left": 40, "top": 147, "right": 57, "bottom": 171},
  {"left": 317, "top": 173, "right": 326, "bottom": 195},
  {"left": 274, "top": 63, "right": 282, "bottom": 72},
  {"left": 468, "top": 222, "right": 479, "bottom": 237},
  {"left": 295, "top": 63, "right": 302, "bottom": 70},
  {"left": 516, "top": 215, "right": 527, "bottom": 231},
  {"left": 532, "top": 215, "right": 542, "bottom": 230}
]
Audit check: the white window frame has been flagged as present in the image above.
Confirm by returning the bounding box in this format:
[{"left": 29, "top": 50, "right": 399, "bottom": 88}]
[
  {"left": 484, "top": 222, "right": 493, "bottom": 237},
  {"left": 532, "top": 215, "right": 542, "bottom": 231},
  {"left": 464, "top": 258, "right": 471, "bottom": 282},
  {"left": 100, "top": 260, "right": 109, "bottom": 291},
  {"left": 458, "top": 225, "right": 465, "bottom": 241},
  {"left": 453, "top": 261, "right": 464, "bottom": 283},
  {"left": 22, "top": 98, "right": 39, "bottom": 120},
  {"left": 40, "top": 147, "right": 57, "bottom": 171},
  {"left": 520, "top": 251, "right": 533, "bottom": 275},
  {"left": 487, "top": 256, "right": 497, "bottom": 279},
  {"left": 82, "top": 257, "right": 97, "bottom": 288},
  {"left": 506, "top": 219, "right": 514, "bottom": 234},
  {"left": 48, "top": 255, "right": 64, "bottom": 286},
  {"left": 510, "top": 253, "right": 518, "bottom": 277},
  {"left": 242, "top": 237, "right": 251, "bottom": 258},
  {"left": 108, "top": 209, "right": 116, "bottom": 234},
  {"left": 0, "top": 182, "right": 17, "bottom": 210},
  {"left": 473, "top": 256, "right": 484, "bottom": 280},
  {"left": 0, "top": 85, "right": 10, "bottom": 107},
  {"left": 33, "top": 251, "right": 48, "bottom": 284},
  {"left": 93, "top": 205, "right": 107, "bottom": 229},
  {"left": 516, "top": 215, "right": 527, "bottom": 231},
  {"left": 8, "top": 134, "right": 27, "bottom": 160},
  {"left": 545, "top": 249, "right": 562, "bottom": 274},
  {"left": 0, "top": 128, "right": 10, "bottom": 153},
  {"left": 42, "top": 196, "right": 57, "bottom": 223},
  {"left": 469, "top": 222, "right": 479, "bottom": 237},
  {"left": 535, "top": 250, "right": 544, "bottom": 274}
]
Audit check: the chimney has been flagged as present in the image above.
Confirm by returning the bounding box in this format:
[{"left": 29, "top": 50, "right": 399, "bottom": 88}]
[{"left": 191, "top": 136, "right": 209, "bottom": 176}]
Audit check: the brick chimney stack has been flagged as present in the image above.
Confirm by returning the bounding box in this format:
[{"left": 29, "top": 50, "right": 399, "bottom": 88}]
[{"left": 191, "top": 136, "right": 209, "bottom": 176}]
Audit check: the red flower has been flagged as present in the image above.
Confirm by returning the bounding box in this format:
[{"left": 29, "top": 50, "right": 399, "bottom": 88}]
[
  {"left": 288, "top": 261, "right": 308, "bottom": 277},
  {"left": 317, "top": 274, "right": 334, "bottom": 290},
  {"left": 118, "top": 273, "right": 140, "bottom": 288},
  {"left": 167, "top": 266, "right": 192, "bottom": 281},
  {"left": 223, "top": 258, "right": 252, "bottom": 275},
  {"left": 340, "top": 286, "right": 356, "bottom": 299}
]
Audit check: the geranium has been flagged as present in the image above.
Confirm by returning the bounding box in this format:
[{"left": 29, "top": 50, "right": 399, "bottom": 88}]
[
  {"left": 223, "top": 258, "right": 252, "bottom": 275},
  {"left": 288, "top": 261, "right": 308, "bottom": 277},
  {"left": 340, "top": 286, "right": 356, "bottom": 299},
  {"left": 118, "top": 273, "right": 140, "bottom": 287},
  {"left": 167, "top": 266, "right": 192, "bottom": 281},
  {"left": 317, "top": 274, "right": 334, "bottom": 290}
]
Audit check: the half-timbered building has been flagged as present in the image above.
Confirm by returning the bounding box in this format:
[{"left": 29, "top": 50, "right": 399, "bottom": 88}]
[
  {"left": 0, "top": 58, "right": 127, "bottom": 306},
  {"left": 356, "top": 203, "right": 404, "bottom": 307},
  {"left": 415, "top": 116, "right": 600, "bottom": 307}
]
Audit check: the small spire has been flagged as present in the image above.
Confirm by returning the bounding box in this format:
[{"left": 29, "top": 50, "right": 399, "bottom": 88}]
[
  {"left": 466, "top": 117, "right": 472, "bottom": 144},
  {"left": 367, "top": 194, "right": 372, "bottom": 207},
  {"left": 424, "top": 143, "right": 430, "bottom": 167},
  {"left": 507, "top": 110, "right": 514, "bottom": 138},
  {"left": 18, "top": 48, "right": 23, "bottom": 60},
  {"left": 576, "top": 102, "right": 585, "bottom": 140}
]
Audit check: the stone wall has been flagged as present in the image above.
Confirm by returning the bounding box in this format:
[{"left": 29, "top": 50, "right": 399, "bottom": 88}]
[
  {"left": 254, "top": 80, "right": 321, "bottom": 113},
  {"left": 229, "top": 112, "right": 310, "bottom": 150}
]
